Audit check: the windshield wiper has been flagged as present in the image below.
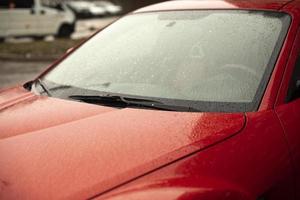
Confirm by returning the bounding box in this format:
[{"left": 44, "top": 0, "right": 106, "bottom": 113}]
[
  {"left": 36, "top": 79, "right": 52, "bottom": 97},
  {"left": 69, "top": 95, "right": 199, "bottom": 112}
]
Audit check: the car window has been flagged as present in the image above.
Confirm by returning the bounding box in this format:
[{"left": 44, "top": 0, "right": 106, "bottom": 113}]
[{"left": 43, "top": 10, "right": 291, "bottom": 112}]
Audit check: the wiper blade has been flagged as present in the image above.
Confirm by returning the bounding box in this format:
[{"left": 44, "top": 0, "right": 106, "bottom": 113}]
[
  {"left": 69, "top": 95, "right": 167, "bottom": 110},
  {"left": 70, "top": 95, "right": 128, "bottom": 107},
  {"left": 69, "top": 95, "right": 198, "bottom": 112},
  {"left": 36, "top": 79, "right": 52, "bottom": 96}
]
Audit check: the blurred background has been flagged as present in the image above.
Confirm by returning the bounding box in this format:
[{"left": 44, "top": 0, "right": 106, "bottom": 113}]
[{"left": 0, "top": 0, "right": 165, "bottom": 89}]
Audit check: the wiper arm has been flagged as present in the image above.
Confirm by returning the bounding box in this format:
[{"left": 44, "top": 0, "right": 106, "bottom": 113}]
[
  {"left": 69, "top": 95, "right": 167, "bottom": 110},
  {"left": 36, "top": 79, "right": 52, "bottom": 97},
  {"left": 69, "top": 95, "right": 198, "bottom": 112},
  {"left": 70, "top": 95, "right": 128, "bottom": 107}
]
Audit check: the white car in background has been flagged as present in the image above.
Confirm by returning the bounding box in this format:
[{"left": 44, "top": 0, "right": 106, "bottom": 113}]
[
  {"left": 0, "top": 0, "right": 76, "bottom": 41},
  {"left": 94, "top": 1, "right": 122, "bottom": 15},
  {"left": 66, "top": 1, "right": 106, "bottom": 18}
]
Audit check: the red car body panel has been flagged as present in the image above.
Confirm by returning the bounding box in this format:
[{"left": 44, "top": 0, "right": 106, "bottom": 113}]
[
  {"left": 274, "top": 3, "right": 300, "bottom": 199},
  {"left": 98, "top": 112, "right": 293, "bottom": 200},
  {"left": 0, "top": 86, "right": 244, "bottom": 199},
  {"left": 0, "top": 87, "right": 116, "bottom": 139},
  {"left": 1, "top": 0, "right": 300, "bottom": 199}
]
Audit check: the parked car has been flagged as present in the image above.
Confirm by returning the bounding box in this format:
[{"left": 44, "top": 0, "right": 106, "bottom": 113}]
[
  {"left": 2, "top": 0, "right": 300, "bottom": 199},
  {"left": 66, "top": 1, "right": 106, "bottom": 19},
  {"left": 0, "top": 0, "right": 76, "bottom": 40},
  {"left": 94, "top": 1, "right": 122, "bottom": 15}
]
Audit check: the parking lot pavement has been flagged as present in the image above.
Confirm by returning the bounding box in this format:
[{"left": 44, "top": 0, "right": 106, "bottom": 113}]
[{"left": 0, "top": 61, "right": 51, "bottom": 89}]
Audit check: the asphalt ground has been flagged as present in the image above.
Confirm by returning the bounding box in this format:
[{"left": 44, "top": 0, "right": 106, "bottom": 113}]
[{"left": 0, "top": 61, "right": 50, "bottom": 89}]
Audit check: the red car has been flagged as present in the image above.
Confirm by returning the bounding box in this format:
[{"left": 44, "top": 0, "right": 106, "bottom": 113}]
[{"left": 1, "top": 0, "right": 300, "bottom": 199}]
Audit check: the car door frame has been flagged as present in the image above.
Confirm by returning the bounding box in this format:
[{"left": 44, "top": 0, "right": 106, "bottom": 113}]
[{"left": 273, "top": 8, "right": 300, "bottom": 200}]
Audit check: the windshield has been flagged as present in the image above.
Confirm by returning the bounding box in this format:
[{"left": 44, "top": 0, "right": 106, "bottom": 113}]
[{"left": 42, "top": 10, "right": 290, "bottom": 112}]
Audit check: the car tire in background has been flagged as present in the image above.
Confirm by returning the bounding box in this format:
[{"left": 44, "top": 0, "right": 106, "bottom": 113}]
[{"left": 57, "top": 23, "right": 75, "bottom": 38}]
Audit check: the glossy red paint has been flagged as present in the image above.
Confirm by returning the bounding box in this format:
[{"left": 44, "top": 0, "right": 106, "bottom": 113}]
[
  {"left": 0, "top": 86, "right": 245, "bottom": 199},
  {"left": 1, "top": 0, "right": 300, "bottom": 200},
  {"left": 97, "top": 111, "right": 294, "bottom": 200},
  {"left": 0, "top": 87, "right": 116, "bottom": 139},
  {"left": 274, "top": 3, "right": 300, "bottom": 199}
]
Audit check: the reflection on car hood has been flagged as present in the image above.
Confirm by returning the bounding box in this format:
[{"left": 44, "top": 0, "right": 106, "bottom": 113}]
[{"left": 0, "top": 87, "right": 245, "bottom": 199}]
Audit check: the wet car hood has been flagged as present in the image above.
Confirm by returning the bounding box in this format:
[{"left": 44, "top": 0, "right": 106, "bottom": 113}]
[{"left": 0, "top": 87, "right": 245, "bottom": 199}]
